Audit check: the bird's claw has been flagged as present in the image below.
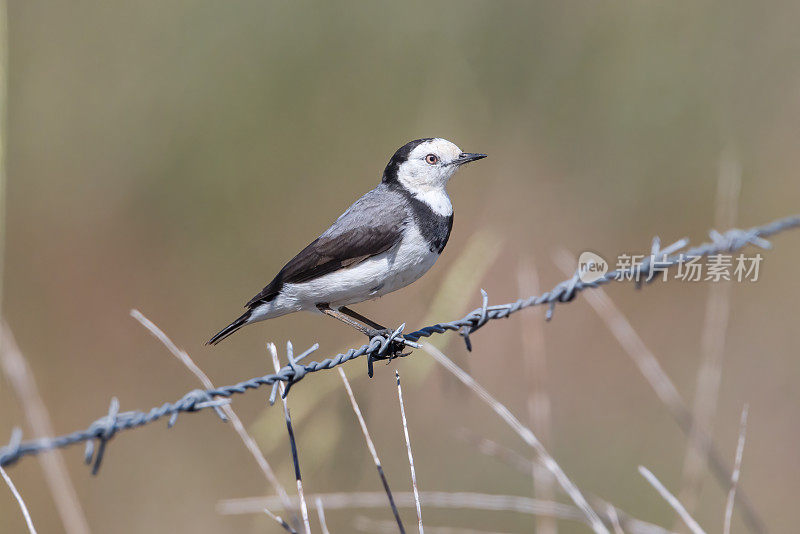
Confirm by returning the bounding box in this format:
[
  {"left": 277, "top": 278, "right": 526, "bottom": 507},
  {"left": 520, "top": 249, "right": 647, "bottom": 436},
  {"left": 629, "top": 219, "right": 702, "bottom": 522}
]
[{"left": 365, "top": 329, "right": 414, "bottom": 378}]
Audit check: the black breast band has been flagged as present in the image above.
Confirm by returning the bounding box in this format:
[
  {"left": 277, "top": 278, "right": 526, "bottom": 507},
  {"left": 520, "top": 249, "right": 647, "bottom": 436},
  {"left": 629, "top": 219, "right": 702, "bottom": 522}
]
[{"left": 392, "top": 185, "right": 454, "bottom": 254}]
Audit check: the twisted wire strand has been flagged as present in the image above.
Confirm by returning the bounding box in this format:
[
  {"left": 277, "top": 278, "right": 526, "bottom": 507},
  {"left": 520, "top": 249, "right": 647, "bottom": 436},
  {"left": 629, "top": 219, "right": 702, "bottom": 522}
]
[{"left": 1, "top": 215, "right": 798, "bottom": 471}]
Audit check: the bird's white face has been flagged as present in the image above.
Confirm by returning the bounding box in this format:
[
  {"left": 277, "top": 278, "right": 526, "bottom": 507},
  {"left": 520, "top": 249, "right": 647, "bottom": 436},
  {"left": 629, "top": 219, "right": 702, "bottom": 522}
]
[{"left": 396, "top": 138, "right": 468, "bottom": 193}]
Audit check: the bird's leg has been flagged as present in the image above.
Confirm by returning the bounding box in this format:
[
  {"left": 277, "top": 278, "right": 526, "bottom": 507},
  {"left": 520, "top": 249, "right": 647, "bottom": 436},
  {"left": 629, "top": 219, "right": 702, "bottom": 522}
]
[
  {"left": 316, "top": 304, "right": 374, "bottom": 336},
  {"left": 338, "top": 306, "right": 389, "bottom": 334}
]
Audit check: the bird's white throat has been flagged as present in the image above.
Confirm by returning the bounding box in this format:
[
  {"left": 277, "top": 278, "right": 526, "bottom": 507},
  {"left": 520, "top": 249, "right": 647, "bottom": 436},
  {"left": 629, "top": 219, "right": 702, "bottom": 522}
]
[
  {"left": 397, "top": 177, "right": 453, "bottom": 216},
  {"left": 411, "top": 187, "right": 453, "bottom": 216}
]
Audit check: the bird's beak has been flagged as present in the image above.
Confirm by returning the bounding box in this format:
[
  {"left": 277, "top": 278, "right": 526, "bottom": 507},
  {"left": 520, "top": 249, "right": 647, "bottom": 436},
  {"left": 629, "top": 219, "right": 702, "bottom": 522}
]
[{"left": 453, "top": 152, "right": 487, "bottom": 166}]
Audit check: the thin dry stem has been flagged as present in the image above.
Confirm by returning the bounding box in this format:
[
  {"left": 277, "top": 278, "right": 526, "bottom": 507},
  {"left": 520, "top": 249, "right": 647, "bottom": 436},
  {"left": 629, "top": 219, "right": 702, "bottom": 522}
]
[
  {"left": 421, "top": 342, "right": 608, "bottom": 534},
  {"left": 264, "top": 507, "right": 298, "bottom": 534},
  {"left": 316, "top": 497, "right": 331, "bottom": 534},
  {"left": 395, "top": 370, "right": 423, "bottom": 534},
  {"left": 1, "top": 465, "right": 37, "bottom": 533},
  {"left": 517, "top": 258, "right": 556, "bottom": 534},
  {"left": 129, "top": 310, "right": 296, "bottom": 520},
  {"left": 638, "top": 466, "right": 705, "bottom": 534},
  {"left": 679, "top": 149, "right": 741, "bottom": 515},
  {"left": 220, "top": 491, "right": 579, "bottom": 518},
  {"left": 270, "top": 342, "right": 311, "bottom": 534},
  {"left": 724, "top": 405, "right": 749, "bottom": 534},
  {"left": 337, "top": 367, "right": 405, "bottom": 533},
  {"left": 0, "top": 322, "right": 90, "bottom": 534},
  {"left": 218, "top": 491, "right": 670, "bottom": 534},
  {"left": 606, "top": 504, "right": 623, "bottom": 534}
]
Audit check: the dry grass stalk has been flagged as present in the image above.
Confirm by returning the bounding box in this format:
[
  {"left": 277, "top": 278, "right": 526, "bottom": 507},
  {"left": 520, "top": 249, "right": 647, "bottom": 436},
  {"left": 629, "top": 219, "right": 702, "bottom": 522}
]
[
  {"left": 264, "top": 507, "right": 298, "bottom": 534},
  {"left": 219, "top": 491, "right": 671, "bottom": 534},
  {"left": 724, "top": 405, "right": 749, "bottom": 534},
  {"left": 0, "top": 322, "right": 90, "bottom": 534},
  {"left": 638, "top": 466, "right": 705, "bottom": 534},
  {"left": 420, "top": 342, "right": 609, "bottom": 534},
  {"left": 395, "top": 370, "right": 423, "bottom": 533},
  {"left": 337, "top": 367, "right": 406, "bottom": 533},
  {"left": 605, "top": 504, "right": 623, "bottom": 534},
  {"left": 679, "top": 150, "right": 741, "bottom": 515},
  {"left": 219, "top": 490, "right": 579, "bottom": 519},
  {"left": 129, "top": 310, "right": 296, "bottom": 520},
  {"left": 1, "top": 465, "right": 37, "bottom": 533},
  {"left": 316, "top": 497, "right": 331, "bottom": 534},
  {"left": 552, "top": 252, "right": 765, "bottom": 534},
  {"left": 270, "top": 342, "right": 312, "bottom": 534},
  {"left": 517, "top": 258, "right": 557, "bottom": 534}
]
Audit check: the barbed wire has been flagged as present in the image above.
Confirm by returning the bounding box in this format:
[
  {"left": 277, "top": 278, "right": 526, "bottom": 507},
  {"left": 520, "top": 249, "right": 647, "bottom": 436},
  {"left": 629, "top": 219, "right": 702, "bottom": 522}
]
[{"left": 1, "top": 214, "right": 798, "bottom": 472}]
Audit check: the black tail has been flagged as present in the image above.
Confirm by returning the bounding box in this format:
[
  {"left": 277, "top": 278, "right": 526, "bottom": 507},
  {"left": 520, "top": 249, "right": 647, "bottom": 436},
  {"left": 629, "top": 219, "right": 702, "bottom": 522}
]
[{"left": 207, "top": 310, "right": 252, "bottom": 345}]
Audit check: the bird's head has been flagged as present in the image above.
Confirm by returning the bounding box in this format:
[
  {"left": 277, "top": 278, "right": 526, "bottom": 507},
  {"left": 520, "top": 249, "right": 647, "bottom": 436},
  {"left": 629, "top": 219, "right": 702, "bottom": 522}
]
[{"left": 382, "top": 138, "right": 487, "bottom": 192}]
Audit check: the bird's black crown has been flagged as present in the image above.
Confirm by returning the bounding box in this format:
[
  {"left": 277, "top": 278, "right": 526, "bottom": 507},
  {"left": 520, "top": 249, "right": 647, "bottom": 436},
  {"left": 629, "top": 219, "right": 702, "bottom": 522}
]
[{"left": 382, "top": 138, "right": 434, "bottom": 183}]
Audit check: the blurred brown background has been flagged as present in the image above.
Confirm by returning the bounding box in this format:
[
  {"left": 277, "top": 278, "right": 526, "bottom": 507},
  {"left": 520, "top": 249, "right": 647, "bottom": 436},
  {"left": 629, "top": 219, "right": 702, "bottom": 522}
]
[{"left": 1, "top": 1, "right": 799, "bottom": 532}]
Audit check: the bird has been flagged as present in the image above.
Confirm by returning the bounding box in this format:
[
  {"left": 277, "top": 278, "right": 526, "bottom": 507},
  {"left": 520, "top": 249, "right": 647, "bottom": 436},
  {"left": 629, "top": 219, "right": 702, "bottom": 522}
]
[{"left": 207, "top": 138, "right": 486, "bottom": 346}]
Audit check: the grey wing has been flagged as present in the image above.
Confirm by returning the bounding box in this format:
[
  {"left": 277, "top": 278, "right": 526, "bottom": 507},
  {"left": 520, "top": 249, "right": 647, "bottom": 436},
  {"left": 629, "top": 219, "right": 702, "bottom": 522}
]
[{"left": 245, "top": 187, "right": 408, "bottom": 308}]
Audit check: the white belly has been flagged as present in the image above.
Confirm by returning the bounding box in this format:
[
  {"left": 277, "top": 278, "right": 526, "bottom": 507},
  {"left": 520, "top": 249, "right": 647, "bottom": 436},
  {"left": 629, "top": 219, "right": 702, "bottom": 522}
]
[{"left": 249, "top": 226, "right": 439, "bottom": 322}]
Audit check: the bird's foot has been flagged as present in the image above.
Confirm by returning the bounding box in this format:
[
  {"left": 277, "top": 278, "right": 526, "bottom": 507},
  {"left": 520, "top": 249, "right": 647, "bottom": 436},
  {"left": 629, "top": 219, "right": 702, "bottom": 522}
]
[
  {"left": 367, "top": 328, "right": 413, "bottom": 355},
  {"left": 365, "top": 328, "right": 414, "bottom": 378}
]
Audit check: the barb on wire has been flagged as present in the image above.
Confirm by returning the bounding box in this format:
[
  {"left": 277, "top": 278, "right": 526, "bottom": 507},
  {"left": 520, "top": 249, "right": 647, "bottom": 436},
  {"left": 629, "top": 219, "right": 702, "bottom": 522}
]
[
  {"left": 83, "top": 397, "right": 119, "bottom": 475},
  {"left": 0, "top": 215, "right": 797, "bottom": 471},
  {"left": 459, "top": 288, "right": 489, "bottom": 351}
]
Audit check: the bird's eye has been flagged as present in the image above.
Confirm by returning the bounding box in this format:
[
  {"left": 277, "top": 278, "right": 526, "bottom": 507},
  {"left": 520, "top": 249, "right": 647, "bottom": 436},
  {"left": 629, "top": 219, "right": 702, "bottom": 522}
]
[{"left": 425, "top": 154, "right": 439, "bottom": 165}]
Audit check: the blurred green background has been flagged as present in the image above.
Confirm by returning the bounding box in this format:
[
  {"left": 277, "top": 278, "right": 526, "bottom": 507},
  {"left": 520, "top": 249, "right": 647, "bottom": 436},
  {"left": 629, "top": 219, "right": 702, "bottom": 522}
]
[{"left": 1, "top": 1, "right": 799, "bottom": 532}]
